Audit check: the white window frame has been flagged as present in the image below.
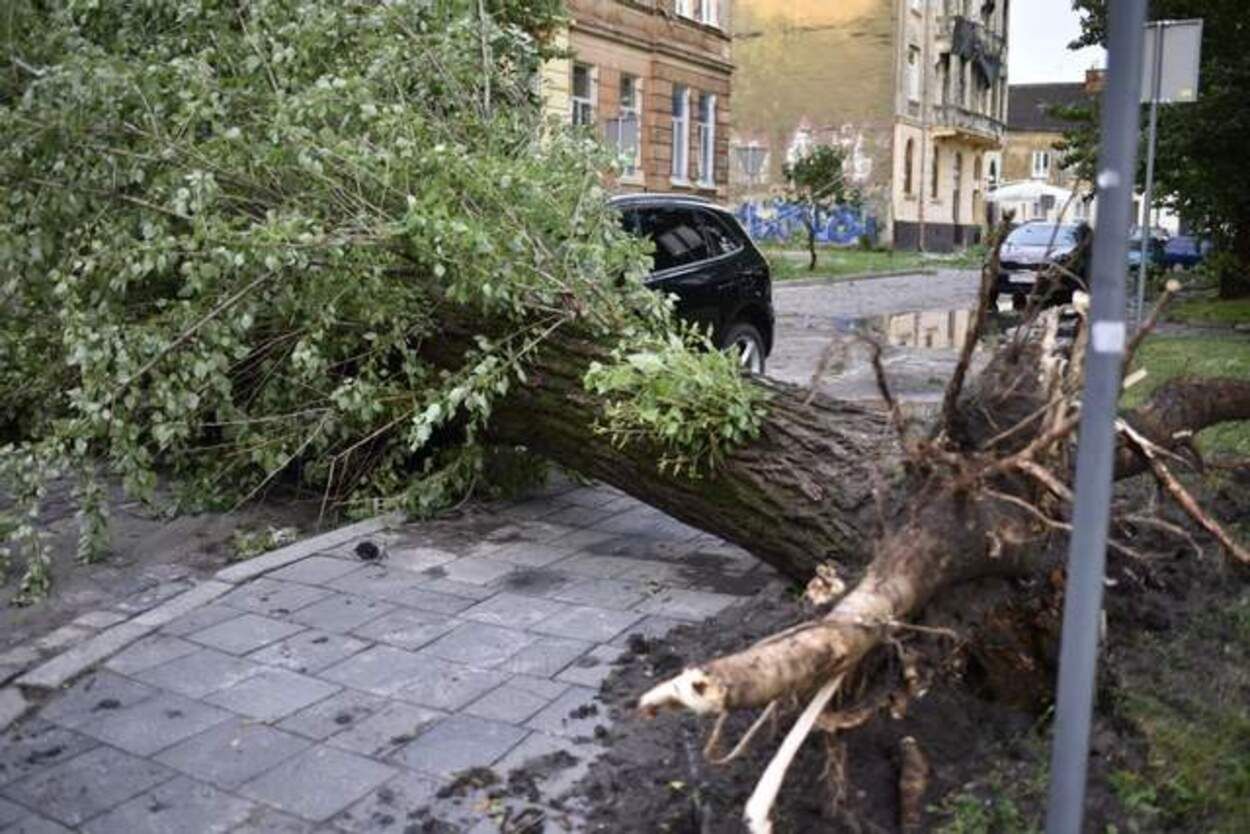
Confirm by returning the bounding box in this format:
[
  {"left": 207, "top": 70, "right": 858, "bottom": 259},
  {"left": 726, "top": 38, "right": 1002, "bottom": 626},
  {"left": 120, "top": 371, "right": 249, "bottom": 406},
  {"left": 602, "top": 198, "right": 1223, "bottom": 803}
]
[
  {"left": 571, "top": 63, "right": 595, "bottom": 128},
  {"left": 697, "top": 93, "right": 717, "bottom": 188},
  {"left": 614, "top": 75, "right": 643, "bottom": 179},
  {"left": 1032, "top": 150, "right": 1051, "bottom": 179},
  {"left": 697, "top": 0, "right": 719, "bottom": 27},
  {"left": 671, "top": 85, "right": 691, "bottom": 184},
  {"left": 675, "top": 0, "right": 694, "bottom": 19},
  {"left": 906, "top": 45, "right": 922, "bottom": 103}
]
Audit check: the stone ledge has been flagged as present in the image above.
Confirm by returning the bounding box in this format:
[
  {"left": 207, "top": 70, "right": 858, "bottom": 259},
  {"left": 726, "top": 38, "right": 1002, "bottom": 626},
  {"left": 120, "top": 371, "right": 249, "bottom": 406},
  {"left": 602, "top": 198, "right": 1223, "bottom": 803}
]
[
  {"left": 133, "top": 580, "right": 234, "bottom": 628},
  {"left": 16, "top": 620, "right": 156, "bottom": 692},
  {"left": 214, "top": 513, "right": 401, "bottom": 585},
  {"left": 0, "top": 686, "right": 28, "bottom": 731}
]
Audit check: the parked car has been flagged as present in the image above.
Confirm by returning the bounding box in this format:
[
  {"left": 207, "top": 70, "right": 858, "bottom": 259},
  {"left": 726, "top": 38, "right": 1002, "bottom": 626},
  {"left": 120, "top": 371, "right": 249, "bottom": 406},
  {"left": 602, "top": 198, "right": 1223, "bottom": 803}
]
[
  {"left": 1160, "top": 235, "right": 1209, "bottom": 271},
  {"left": 992, "top": 221, "right": 1092, "bottom": 309},
  {"left": 1126, "top": 230, "right": 1167, "bottom": 271},
  {"left": 610, "top": 194, "right": 775, "bottom": 374}
]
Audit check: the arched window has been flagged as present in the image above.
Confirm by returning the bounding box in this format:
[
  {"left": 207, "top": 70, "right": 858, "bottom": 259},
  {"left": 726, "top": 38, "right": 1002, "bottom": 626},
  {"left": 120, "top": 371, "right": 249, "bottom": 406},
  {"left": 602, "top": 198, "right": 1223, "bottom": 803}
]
[{"left": 904, "top": 139, "right": 915, "bottom": 195}]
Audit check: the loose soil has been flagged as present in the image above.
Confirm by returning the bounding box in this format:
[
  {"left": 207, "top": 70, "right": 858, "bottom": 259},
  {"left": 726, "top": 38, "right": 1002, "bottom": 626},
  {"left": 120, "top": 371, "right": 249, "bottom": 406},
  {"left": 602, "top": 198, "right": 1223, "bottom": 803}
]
[
  {"left": 573, "top": 473, "right": 1250, "bottom": 834},
  {"left": 1, "top": 479, "right": 321, "bottom": 652}
]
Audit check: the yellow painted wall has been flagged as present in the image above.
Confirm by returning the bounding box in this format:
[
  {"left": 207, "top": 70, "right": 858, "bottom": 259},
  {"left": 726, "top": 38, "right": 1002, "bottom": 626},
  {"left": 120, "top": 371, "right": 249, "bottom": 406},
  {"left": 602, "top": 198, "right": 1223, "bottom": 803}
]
[
  {"left": 1003, "top": 130, "right": 1080, "bottom": 189},
  {"left": 540, "top": 28, "right": 572, "bottom": 124},
  {"left": 731, "top": 0, "right": 897, "bottom": 212}
]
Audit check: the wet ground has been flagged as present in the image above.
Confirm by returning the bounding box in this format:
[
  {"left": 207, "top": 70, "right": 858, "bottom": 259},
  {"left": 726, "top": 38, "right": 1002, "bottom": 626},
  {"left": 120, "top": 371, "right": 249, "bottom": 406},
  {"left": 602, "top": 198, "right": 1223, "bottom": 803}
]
[{"left": 769, "top": 269, "right": 990, "bottom": 404}]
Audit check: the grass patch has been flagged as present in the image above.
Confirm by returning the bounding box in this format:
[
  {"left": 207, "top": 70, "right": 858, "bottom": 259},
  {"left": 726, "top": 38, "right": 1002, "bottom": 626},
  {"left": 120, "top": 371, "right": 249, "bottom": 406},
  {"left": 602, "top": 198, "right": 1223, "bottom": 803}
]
[
  {"left": 227, "top": 525, "right": 300, "bottom": 563},
  {"left": 765, "top": 246, "right": 983, "bottom": 282},
  {"left": 1109, "top": 592, "right": 1250, "bottom": 834},
  {"left": 933, "top": 781, "right": 1042, "bottom": 834},
  {"left": 1123, "top": 335, "right": 1250, "bottom": 459},
  {"left": 1167, "top": 297, "right": 1250, "bottom": 327}
]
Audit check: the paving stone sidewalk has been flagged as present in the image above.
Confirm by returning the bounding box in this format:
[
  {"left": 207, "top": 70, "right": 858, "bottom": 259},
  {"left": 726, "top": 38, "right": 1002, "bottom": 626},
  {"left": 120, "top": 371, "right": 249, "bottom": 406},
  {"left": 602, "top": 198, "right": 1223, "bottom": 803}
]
[{"left": 0, "top": 481, "right": 777, "bottom": 832}]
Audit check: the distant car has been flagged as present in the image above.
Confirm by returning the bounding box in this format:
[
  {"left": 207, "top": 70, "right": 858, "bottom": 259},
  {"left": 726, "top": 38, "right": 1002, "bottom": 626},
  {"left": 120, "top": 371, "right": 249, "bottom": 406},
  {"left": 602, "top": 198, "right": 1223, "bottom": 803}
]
[
  {"left": 1126, "top": 231, "right": 1167, "bottom": 271},
  {"left": 610, "top": 194, "right": 775, "bottom": 374},
  {"left": 992, "top": 221, "right": 1092, "bottom": 309},
  {"left": 1160, "top": 235, "right": 1208, "bottom": 271}
]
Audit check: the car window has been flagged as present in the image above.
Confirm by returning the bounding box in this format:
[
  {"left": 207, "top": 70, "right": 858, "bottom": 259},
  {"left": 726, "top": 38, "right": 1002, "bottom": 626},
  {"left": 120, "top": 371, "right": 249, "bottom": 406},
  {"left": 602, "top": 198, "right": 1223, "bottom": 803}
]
[
  {"left": 698, "top": 211, "right": 746, "bottom": 258},
  {"left": 1165, "top": 237, "right": 1196, "bottom": 254},
  {"left": 1008, "top": 224, "right": 1078, "bottom": 246},
  {"left": 635, "top": 208, "right": 710, "bottom": 271}
]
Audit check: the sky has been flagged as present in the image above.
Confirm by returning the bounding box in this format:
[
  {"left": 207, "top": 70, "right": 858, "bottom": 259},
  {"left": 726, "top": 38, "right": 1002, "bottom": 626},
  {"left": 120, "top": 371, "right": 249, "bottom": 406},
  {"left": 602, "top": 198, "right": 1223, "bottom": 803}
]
[{"left": 1008, "top": 2, "right": 1107, "bottom": 84}]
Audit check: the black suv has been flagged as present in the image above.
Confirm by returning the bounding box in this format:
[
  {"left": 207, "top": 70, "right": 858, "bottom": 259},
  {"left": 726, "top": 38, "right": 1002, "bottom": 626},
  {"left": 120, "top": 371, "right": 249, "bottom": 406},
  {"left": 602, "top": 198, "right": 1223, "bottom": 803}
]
[{"left": 610, "top": 194, "right": 774, "bottom": 373}]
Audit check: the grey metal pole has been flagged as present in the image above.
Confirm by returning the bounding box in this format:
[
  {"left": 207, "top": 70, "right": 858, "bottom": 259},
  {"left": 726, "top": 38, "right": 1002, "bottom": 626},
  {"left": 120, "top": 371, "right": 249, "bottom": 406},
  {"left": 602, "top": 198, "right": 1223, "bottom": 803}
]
[
  {"left": 1135, "top": 22, "right": 1166, "bottom": 329},
  {"left": 1044, "top": 0, "right": 1147, "bottom": 831}
]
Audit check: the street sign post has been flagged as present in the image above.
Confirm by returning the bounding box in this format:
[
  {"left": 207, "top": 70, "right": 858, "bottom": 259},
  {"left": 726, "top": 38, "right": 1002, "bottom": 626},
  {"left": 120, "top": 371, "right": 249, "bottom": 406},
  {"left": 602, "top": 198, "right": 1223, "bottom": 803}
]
[
  {"left": 1133, "top": 19, "right": 1203, "bottom": 329},
  {"left": 1044, "top": 2, "right": 1147, "bottom": 832}
]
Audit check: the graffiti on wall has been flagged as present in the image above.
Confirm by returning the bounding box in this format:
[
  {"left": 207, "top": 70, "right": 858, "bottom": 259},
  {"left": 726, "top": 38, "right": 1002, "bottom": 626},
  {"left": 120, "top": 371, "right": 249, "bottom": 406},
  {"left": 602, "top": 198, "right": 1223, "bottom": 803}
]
[{"left": 735, "top": 199, "right": 878, "bottom": 246}]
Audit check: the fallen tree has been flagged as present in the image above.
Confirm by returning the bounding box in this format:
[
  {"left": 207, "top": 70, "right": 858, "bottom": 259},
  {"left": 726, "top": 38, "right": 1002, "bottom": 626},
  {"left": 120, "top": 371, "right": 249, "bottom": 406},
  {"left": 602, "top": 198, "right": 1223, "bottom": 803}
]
[{"left": 4, "top": 3, "right": 1249, "bottom": 829}]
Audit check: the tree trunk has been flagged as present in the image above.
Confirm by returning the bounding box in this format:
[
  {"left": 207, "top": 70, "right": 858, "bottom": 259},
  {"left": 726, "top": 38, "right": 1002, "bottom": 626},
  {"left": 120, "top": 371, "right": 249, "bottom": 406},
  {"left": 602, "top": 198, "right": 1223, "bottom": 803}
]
[
  {"left": 807, "top": 212, "right": 818, "bottom": 272},
  {"left": 483, "top": 324, "right": 1250, "bottom": 583},
  {"left": 1221, "top": 220, "right": 1250, "bottom": 299},
  {"left": 489, "top": 330, "right": 891, "bottom": 581}
]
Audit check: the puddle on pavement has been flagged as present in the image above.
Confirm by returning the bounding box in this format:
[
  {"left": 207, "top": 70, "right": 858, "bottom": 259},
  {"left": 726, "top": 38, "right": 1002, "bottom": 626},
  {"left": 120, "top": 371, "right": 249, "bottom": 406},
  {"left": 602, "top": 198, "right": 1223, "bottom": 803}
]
[{"left": 807, "top": 305, "right": 1041, "bottom": 403}]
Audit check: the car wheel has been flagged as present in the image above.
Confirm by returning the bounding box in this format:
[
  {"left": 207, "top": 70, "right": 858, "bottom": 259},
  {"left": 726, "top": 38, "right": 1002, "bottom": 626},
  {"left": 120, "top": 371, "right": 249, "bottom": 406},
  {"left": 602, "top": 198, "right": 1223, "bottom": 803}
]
[{"left": 721, "top": 322, "right": 766, "bottom": 376}]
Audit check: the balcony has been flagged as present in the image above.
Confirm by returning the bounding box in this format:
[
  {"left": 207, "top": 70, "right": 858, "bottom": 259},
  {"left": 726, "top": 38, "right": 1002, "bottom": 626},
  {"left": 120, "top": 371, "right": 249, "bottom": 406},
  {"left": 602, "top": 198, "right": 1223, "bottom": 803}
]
[
  {"left": 935, "top": 14, "right": 1006, "bottom": 57},
  {"left": 932, "top": 104, "right": 1005, "bottom": 146}
]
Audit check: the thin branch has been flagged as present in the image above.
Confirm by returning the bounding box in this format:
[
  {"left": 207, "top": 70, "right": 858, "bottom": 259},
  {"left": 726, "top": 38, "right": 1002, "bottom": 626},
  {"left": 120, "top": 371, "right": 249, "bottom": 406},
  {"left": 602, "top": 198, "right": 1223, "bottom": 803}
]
[
  {"left": 1124, "top": 278, "right": 1181, "bottom": 370},
  {"left": 860, "top": 337, "right": 908, "bottom": 449},
  {"left": 986, "top": 488, "right": 1147, "bottom": 562},
  {"left": 938, "top": 218, "right": 1011, "bottom": 439},
  {"left": 744, "top": 674, "right": 844, "bottom": 834},
  {"left": 107, "top": 270, "right": 275, "bottom": 409},
  {"left": 1014, "top": 459, "right": 1076, "bottom": 503},
  {"left": 1119, "top": 420, "right": 1250, "bottom": 565},
  {"left": 1117, "top": 513, "right": 1203, "bottom": 559},
  {"left": 707, "top": 701, "right": 779, "bottom": 765}
]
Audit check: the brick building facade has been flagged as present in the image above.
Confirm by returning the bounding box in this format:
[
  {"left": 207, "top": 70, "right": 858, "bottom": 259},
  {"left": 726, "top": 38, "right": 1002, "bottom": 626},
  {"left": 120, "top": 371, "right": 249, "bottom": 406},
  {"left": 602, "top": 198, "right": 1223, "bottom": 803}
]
[
  {"left": 731, "top": 0, "right": 1010, "bottom": 251},
  {"left": 543, "top": 1, "right": 734, "bottom": 198}
]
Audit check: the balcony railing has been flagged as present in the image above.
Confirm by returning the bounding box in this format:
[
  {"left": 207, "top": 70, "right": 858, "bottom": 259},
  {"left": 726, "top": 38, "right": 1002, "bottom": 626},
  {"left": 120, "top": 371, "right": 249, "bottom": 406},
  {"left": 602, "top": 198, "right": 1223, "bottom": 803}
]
[
  {"left": 933, "top": 104, "right": 1005, "bottom": 143},
  {"left": 936, "top": 14, "right": 1006, "bottom": 58}
]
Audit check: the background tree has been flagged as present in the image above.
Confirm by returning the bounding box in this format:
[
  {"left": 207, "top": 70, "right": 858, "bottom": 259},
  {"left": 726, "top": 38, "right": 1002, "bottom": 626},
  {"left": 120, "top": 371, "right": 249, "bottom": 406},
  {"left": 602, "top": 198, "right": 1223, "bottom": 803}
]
[
  {"left": 782, "top": 145, "right": 849, "bottom": 271},
  {"left": 1070, "top": 0, "right": 1250, "bottom": 298}
]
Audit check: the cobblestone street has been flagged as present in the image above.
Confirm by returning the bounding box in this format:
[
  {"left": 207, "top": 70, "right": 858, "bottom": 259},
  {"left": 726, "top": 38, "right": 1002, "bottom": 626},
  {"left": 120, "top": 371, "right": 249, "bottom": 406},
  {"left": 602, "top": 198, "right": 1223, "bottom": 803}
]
[{"left": 0, "top": 481, "right": 776, "bottom": 833}]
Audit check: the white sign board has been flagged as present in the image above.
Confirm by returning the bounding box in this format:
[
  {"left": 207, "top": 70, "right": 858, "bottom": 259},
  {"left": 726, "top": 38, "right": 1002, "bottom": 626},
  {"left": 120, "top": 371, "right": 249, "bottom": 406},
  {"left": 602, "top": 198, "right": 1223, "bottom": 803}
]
[{"left": 1141, "top": 19, "right": 1203, "bottom": 103}]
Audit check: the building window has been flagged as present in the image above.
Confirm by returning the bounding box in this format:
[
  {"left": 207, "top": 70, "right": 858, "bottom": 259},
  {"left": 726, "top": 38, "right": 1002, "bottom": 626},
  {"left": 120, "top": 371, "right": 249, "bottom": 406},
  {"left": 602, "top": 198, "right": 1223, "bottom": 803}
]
[
  {"left": 910, "top": 0, "right": 924, "bottom": 12},
  {"left": 989, "top": 158, "right": 998, "bottom": 187},
  {"left": 571, "top": 64, "right": 594, "bottom": 127},
  {"left": 697, "top": 0, "right": 719, "bottom": 27},
  {"left": 907, "top": 46, "right": 922, "bottom": 102},
  {"left": 675, "top": 0, "right": 693, "bottom": 18},
  {"left": 608, "top": 75, "right": 642, "bottom": 177},
  {"left": 904, "top": 139, "right": 915, "bottom": 195},
  {"left": 931, "top": 147, "right": 940, "bottom": 199},
  {"left": 1032, "top": 150, "right": 1051, "bottom": 179},
  {"left": 671, "top": 84, "right": 690, "bottom": 182},
  {"left": 697, "top": 94, "right": 717, "bottom": 187}
]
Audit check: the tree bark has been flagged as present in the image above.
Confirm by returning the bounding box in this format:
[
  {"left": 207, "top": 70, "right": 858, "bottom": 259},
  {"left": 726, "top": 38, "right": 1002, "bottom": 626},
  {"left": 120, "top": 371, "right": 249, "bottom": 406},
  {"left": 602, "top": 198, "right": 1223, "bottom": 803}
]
[
  {"left": 489, "top": 329, "right": 892, "bottom": 581},
  {"left": 383, "top": 286, "right": 1245, "bottom": 587}
]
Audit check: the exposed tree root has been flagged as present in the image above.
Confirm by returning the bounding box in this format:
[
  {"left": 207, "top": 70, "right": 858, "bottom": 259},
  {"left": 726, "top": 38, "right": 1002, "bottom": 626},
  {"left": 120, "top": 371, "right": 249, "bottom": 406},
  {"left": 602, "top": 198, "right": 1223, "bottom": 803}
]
[
  {"left": 1120, "top": 420, "right": 1250, "bottom": 564},
  {"left": 743, "top": 673, "right": 845, "bottom": 834},
  {"left": 633, "top": 278, "right": 1250, "bottom": 831},
  {"left": 898, "top": 736, "right": 930, "bottom": 833}
]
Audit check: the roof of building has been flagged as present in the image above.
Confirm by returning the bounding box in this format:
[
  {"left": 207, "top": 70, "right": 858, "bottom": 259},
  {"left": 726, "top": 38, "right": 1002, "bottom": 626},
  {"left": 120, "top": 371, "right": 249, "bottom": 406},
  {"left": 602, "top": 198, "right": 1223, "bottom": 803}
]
[{"left": 1008, "top": 83, "right": 1090, "bottom": 133}]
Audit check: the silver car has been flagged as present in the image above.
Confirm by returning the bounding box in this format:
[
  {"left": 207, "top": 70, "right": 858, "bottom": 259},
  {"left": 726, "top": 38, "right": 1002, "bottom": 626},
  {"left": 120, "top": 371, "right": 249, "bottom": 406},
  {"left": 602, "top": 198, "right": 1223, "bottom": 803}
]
[{"left": 993, "top": 222, "right": 1091, "bottom": 308}]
